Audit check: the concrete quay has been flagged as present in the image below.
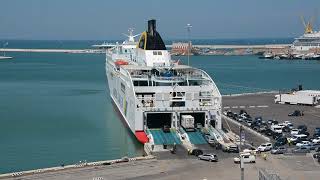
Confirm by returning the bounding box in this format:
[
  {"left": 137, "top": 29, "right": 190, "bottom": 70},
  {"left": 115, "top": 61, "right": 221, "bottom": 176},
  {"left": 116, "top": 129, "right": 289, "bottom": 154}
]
[
  {"left": 166, "top": 44, "right": 290, "bottom": 49},
  {"left": 0, "top": 48, "right": 105, "bottom": 54}
]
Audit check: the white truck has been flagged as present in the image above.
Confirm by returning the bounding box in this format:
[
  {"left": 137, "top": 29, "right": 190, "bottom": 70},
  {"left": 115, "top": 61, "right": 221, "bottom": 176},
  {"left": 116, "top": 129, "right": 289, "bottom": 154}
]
[
  {"left": 274, "top": 90, "right": 320, "bottom": 105},
  {"left": 181, "top": 115, "right": 195, "bottom": 132}
]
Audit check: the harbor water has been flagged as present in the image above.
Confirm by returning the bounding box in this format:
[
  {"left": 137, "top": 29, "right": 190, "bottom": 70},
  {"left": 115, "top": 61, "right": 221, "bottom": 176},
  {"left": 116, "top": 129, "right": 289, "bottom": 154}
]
[{"left": 1, "top": 41, "right": 320, "bottom": 173}]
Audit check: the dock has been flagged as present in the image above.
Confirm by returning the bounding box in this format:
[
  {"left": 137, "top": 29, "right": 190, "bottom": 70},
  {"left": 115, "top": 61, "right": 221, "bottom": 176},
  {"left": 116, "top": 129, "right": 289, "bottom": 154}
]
[{"left": 0, "top": 48, "right": 105, "bottom": 54}]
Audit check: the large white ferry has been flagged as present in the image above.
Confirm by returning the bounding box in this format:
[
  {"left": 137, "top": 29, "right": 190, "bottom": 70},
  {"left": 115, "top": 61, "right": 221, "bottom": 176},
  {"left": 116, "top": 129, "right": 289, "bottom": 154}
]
[
  {"left": 291, "top": 18, "right": 320, "bottom": 52},
  {"left": 105, "top": 20, "right": 223, "bottom": 147}
]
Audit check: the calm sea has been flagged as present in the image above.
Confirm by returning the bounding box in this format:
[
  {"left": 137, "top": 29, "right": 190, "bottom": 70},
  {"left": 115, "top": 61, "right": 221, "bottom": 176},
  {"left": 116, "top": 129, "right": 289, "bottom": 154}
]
[{"left": 0, "top": 40, "right": 319, "bottom": 173}]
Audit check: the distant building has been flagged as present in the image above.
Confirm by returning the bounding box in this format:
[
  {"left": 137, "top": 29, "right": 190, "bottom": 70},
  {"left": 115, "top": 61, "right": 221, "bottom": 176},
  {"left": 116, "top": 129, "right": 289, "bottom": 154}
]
[{"left": 171, "top": 42, "right": 193, "bottom": 55}]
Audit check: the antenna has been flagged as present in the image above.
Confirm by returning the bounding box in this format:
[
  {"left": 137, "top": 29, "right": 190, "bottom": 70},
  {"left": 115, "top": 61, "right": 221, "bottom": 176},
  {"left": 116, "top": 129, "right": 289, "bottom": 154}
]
[{"left": 122, "top": 28, "right": 140, "bottom": 42}]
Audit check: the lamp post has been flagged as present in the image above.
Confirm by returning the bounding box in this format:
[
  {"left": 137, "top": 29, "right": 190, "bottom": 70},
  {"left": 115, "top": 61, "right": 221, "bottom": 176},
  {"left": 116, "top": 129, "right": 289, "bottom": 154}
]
[
  {"left": 186, "top": 24, "right": 192, "bottom": 66},
  {"left": 3, "top": 42, "right": 8, "bottom": 57},
  {"left": 239, "top": 125, "right": 244, "bottom": 180}
]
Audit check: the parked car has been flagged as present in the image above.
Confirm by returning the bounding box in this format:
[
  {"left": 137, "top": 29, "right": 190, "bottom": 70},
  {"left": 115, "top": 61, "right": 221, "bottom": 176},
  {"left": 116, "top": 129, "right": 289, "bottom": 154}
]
[
  {"left": 282, "top": 126, "right": 291, "bottom": 133},
  {"left": 234, "top": 153, "right": 256, "bottom": 163},
  {"left": 315, "top": 147, "right": 320, "bottom": 152},
  {"left": 288, "top": 110, "right": 304, "bottom": 116},
  {"left": 272, "top": 132, "right": 283, "bottom": 140},
  {"left": 312, "top": 137, "right": 320, "bottom": 144},
  {"left": 244, "top": 118, "right": 253, "bottom": 127},
  {"left": 291, "top": 129, "right": 299, "bottom": 135},
  {"left": 296, "top": 141, "right": 312, "bottom": 147},
  {"left": 257, "top": 143, "right": 272, "bottom": 152},
  {"left": 275, "top": 137, "right": 287, "bottom": 146},
  {"left": 313, "top": 153, "right": 320, "bottom": 159},
  {"left": 239, "top": 109, "right": 247, "bottom": 115},
  {"left": 288, "top": 134, "right": 308, "bottom": 145},
  {"left": 271, "top": 147, "right": 287, "bottom": 154},
  {"left": 292, "top": 146, "right": 310, "bottom": 153},
  {"left": 264, "top": 129, "right": 273, "bottom": 136},
  {"left": 297, "top": 125, "right": 307, "bottom": 132},
  {"left": 198, "top": 153, "right": 218, "bottom": 162}
]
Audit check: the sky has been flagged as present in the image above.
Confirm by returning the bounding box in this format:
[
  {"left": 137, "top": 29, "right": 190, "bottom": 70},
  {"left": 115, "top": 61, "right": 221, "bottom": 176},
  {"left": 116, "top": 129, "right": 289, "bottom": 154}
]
[{"left": 0, "top": 0, "right": 319, "bottom": 40}]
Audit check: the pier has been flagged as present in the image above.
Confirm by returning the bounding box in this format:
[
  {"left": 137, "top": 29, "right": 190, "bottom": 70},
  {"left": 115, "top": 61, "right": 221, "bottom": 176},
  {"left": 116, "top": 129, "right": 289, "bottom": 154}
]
[{"left": 0, "top": 48, "right": 105, "bottom": 54}]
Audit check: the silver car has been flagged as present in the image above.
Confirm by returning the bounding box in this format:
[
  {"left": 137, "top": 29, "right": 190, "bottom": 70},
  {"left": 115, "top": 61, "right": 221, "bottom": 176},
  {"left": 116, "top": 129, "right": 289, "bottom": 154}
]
[
  {"left": 198, "top": 153, "right": 218, "bottom": 162},
  {"left": 271, "top": 147, "right": 287, "bottom": 154}
]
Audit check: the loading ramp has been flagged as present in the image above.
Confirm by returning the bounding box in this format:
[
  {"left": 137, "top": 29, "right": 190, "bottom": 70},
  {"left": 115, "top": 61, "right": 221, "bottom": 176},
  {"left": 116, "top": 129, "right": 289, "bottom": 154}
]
[
  {"left": 186, "top": 129, "right": 207, "bottom": 144},
  {"left": 148, "top": 129, "right": 181, "bottom": 145}
]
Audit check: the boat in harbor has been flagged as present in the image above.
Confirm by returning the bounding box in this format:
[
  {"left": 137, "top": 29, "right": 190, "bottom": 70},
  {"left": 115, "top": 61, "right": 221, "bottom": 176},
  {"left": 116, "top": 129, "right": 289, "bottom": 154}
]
[
  {"left": 105, "top": 20, "right": 224, "bottom": 149},
  {"left": 291, "top": 17, "right": 320, "bottom": 52}
]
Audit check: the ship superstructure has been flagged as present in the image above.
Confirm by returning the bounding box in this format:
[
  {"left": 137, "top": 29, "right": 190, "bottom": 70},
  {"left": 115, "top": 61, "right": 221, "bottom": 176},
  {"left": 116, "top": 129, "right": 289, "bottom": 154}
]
[
  {"left": 291, "top": 17, "right": 320, "bottom": 52},
  {"left": 105, "top": 20, "right": 224, "bottom": 149}
]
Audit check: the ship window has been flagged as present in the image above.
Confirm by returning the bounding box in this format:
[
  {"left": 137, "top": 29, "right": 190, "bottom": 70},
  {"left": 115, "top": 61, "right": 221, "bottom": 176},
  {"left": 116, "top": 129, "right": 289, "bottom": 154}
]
[
  {"left": 158, "top": 51, "right": 162, "bottom": 55},
  {"left": 121, "top": 83, "right": 126, "bottom": 93},
  {"left": 133, "top": 81, "right": 148, "bottom": 86},
  {"left": 153, "top": 51, "right": 157, "bottom": 55},
  {"left": 170, "top": 101, "right": 185, "bottom": 107}
]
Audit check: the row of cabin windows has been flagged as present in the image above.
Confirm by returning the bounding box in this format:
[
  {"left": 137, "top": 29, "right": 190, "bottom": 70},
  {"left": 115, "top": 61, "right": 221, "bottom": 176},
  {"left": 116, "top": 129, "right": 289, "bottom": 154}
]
[{"left": 133, "top": 81, "right": 202, "bottom": 86}]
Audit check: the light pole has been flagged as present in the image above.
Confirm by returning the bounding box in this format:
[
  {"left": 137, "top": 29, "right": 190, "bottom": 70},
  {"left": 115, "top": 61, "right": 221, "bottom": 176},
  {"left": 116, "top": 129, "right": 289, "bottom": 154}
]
[
  {"left": 3, "top": 42, "right": 8, "bottom": 57},
  {"left": 239, "top": 125, "right": 244, "bottom": 180},
  {"left": 186, "top": 24, "right": 192, "bottom": 66}
]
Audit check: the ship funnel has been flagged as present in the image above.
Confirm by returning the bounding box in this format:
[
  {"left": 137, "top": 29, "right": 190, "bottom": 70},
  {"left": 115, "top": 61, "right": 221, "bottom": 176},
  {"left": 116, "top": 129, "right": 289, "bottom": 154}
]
[{"left": 148, "top": 19, "right": 156, "bottom": 37}]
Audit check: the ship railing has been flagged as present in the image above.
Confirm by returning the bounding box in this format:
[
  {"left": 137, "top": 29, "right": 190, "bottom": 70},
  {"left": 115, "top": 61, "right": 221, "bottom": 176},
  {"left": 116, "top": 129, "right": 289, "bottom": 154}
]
[
  {"left": 131, "top": 74, "right": 149, "bottom": 79},
  {"left": 152, "top": 75, "right": 185, "bottom": 82}
]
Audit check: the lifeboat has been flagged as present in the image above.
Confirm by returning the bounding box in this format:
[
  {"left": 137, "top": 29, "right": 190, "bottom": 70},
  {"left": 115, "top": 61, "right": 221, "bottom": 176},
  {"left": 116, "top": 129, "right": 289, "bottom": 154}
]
[{"left": 115, "top": 60, "right": 128, "bottom": 66}]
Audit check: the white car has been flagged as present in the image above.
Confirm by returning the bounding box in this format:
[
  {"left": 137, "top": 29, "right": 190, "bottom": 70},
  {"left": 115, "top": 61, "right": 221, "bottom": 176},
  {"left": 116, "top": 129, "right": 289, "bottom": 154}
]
[
  {"left": 290, "top": 129, "right": 299, "bottom": 135},
  {"left": 205, "top": 135, "right": 215, "bottom": 144},
  {"left": 296, "top": 141, "right": 311, "bottom": 147},
  {"left": 288, "top": 134, "right": 308, "bottom": 142},
  {"left": 198, "top": 153, "right": 218, "bottom": 162},
  {"left": 312, "top": 137, "right": 320, "bottom": 144},
  {"left": 257, "top": 143, "right": 272, "bottom": 152},
  {"left": 234, "top": 153, "right": 256, "bottom": 163},
  {"left": 271, "top": 125, "right": 283, "bottom": 134}
]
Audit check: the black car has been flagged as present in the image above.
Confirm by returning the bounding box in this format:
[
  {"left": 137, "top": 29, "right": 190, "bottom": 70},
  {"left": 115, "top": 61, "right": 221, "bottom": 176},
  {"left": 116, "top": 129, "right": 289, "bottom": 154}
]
[
  {"left": 275, "top": 137, "right": 287, "bottom": 146},
  {"left": 239, "top": 109, "right": 247, "bottom": 115},
  {"left": 288, "top": 110, "right": 304, "bottom": 116},
  {"left": 282, "top": 126, "right": 291, "bottom": 133},
  {"left": 313, "top": 153, "right": 320, "bottom": 159},
  {"left": 190, "top": 149, "right": 203, "bottom": 156},
  {"left": 272, "top": 132, "right": 282, "bottom": 140},
  {"left": 297, "top": 125, "right": 307, "bottom": 132},
  {"left": 265, "top": 129, "right": 273, "bottom": 136}
]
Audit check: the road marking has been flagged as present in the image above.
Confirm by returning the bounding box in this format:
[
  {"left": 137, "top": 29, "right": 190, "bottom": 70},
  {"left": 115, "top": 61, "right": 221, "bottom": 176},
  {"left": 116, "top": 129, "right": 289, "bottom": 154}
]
[
  {"left": 249, "top": 106, "right": 255, "bottom": 108},
  {"left": 231, "top": 106, "right": 238, "bottom": 109},
  {"left": 224, "top": 106, "right": 230, "bottom": 109},
  {"left": 239, "top": 106, "right": 245, "bottom": 108}
]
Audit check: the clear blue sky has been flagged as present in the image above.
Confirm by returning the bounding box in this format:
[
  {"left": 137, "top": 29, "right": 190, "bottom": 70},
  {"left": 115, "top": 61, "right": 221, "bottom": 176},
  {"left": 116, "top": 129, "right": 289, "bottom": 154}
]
[{"left": 0, "top": 0, "right": 319, "bottom": 40}]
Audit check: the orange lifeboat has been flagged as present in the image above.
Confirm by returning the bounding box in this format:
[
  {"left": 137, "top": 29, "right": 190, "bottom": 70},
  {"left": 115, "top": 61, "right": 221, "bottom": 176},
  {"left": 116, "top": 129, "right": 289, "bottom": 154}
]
[{"left": 115, "top": 60, "right": 128, "bottom": 66}]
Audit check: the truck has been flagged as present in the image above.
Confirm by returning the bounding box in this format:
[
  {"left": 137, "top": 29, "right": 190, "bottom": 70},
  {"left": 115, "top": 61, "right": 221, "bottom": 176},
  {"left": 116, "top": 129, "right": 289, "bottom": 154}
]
[
  {"left": 274, "top": 90, "right": 320, "bottom": 105},
  {"left": 181, "top": 115, "right": 195, "bottom": 132}
]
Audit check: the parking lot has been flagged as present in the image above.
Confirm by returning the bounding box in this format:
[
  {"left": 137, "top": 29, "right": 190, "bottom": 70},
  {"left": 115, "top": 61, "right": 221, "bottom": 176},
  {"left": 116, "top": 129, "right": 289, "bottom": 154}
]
[
  {"left": 222, "top": 93, "right": 320, "bottom": 155},
  {"left": 222, "top": 93, "right": 320, "bottom": 132}
]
